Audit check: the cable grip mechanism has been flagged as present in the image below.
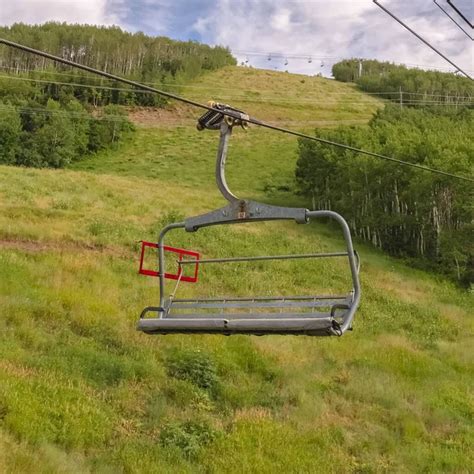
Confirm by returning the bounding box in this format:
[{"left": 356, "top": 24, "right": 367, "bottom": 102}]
[
  {"left": 197, "top": 101, "right": 249, "bottom": 131},
  {"left": 196, "top": 102, "right": 250, "bottom": 203}
]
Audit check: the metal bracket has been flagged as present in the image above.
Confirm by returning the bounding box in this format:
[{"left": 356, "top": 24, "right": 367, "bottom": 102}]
[{"left": 185, "top": 199, "right": 308, "bottom": 231}]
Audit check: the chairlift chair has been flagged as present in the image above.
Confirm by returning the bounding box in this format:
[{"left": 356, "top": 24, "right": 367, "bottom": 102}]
[{"left": 138, "top": 103, "right": 361, "bottom": 336}]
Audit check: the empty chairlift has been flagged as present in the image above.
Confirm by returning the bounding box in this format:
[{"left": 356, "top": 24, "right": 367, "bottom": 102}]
[{"left": 138, "top": 103, "right": 361, "bottom": 336}]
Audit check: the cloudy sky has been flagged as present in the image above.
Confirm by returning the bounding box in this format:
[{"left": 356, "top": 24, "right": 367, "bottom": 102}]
[{"left": 0, "top": 0, "right": 472, "bottom": 76}]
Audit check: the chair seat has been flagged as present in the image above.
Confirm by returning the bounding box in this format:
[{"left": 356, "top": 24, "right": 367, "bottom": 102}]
[
  {"left": 137, "top": 295, "right": 353, "bottom": 336},
  {"left": 137, "top": 316, "right": 336, "bottom": 336}
]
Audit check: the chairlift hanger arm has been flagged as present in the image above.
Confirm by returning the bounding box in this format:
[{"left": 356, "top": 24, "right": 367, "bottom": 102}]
[{"left": 0, "top": 37, "right": 472, "bottom": 183}]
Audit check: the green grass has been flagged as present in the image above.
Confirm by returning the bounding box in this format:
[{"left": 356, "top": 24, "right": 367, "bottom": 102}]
[
  {"left": 1, "top": 66, "right": 472, "bottom": 473},
  {"left": 71, "top": 127, "right": 303, "bottom": 206},
  {"left": 176, "top": 65, "right": 383, "bottom": 123}
]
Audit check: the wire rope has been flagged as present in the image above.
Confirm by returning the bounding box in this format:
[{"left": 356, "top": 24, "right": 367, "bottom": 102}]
[{"left": 0, "top": 37, "right": 472, "bottom": 183}]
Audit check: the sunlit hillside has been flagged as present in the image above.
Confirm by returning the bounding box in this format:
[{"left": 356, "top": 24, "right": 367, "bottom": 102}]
[
  {"left": 1, "top": 66, "right": 472, "bottom": 473},
  {"left": 128, "top": 65, "right": 383, "bottom": 127}
]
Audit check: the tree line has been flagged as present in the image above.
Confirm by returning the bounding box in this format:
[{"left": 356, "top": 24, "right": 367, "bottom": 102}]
[
  {"left": 0, "top": 23, "right": 236, "bottom": 168},
  {"left": 296, "top": 106, "right": 473, "bottom": 286},
  {"left": 332, "top": 59, "right": 473, "bottom": 107},
  {"left": 0, "top": 23, "right": 236, "bottom": 107}
]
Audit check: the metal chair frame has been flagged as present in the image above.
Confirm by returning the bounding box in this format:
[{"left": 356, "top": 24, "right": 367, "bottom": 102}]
[{"left": 138, "top": 106, "right": 361, "bottom": 336}]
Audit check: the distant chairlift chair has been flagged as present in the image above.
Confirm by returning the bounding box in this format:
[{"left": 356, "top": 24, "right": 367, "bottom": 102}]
[{"left": 138, "top": 103, "right": 361, "bottom": 336}]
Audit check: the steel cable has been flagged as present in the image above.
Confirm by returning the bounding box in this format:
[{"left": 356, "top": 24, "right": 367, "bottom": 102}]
[{"left": 0, "top": 37, "right": 472, "bottom": 183}]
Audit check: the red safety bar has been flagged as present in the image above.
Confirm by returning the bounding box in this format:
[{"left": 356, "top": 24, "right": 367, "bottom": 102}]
[{"left": 139, "top": 241, "right": 199, "bottom": 283}]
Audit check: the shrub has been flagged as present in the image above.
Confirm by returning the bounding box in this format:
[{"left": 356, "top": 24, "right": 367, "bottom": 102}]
[
  {"left": 165, "top": 350, "right": 218, "bottom": 392},
  {"left": 0, "top": 105, "right": 22, "bottom": 165},
  {"left": 159, "top": 420, "right": 218, "bottom": 459}
]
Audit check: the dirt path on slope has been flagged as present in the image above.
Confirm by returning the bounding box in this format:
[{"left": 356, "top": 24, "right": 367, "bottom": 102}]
[
  {"left": 126, "top": 105, "right": 370, "bottom": 129},
  {"left": 126, "top": 104, "right": 196, "bottom": 127},
  {"left": 0, "top": 238, "right": 130, "bottom": 257}
]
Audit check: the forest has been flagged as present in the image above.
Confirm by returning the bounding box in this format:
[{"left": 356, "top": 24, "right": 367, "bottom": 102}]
[
  {"left": 0, "top": 99, "right": 133, "bottom": 168},
  {"left": 332, "top": 59, "right": 473, "bottom": 107},
  {"left": 0, "top": 23, "right": 235, "bottom": 167},
  {"left": 0, "top": 23, "right": 235, "bottom": 107},
  {"left": 296, "top": 106, "right": 473, "bottom": 285}
]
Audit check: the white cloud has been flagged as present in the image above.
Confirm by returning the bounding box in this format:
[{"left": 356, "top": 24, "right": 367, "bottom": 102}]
[
  {"left": 0, "top": 0, "right": 118, "bottom": 26},
  {"left": 271, "top": 8, "right": 292, "bottom": 32},
  {"left": 0, "top": 0, "right": 471, "bottom": 77},
  {"left": 193, "top": 0, "right": 473, "bottom": 76}
]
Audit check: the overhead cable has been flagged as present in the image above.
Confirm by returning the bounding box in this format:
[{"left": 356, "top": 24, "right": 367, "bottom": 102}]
[
  {"left": 233, "top": 49, "right": 474, "bottom": 74},
  {"left": 0, "top": 105, "right": 131, "bottom": 122},
  {"left": 433, "top": 0, "right": 473, "bottom": 40},
  {"left": 447, "top": 0, "right": 474, "bottom": 28},
  {"left": 373, "top": 0, "right": 473, "bottom": 80},
  {"left": 0, "top": 37, "right": 472, "bottom": 183},
  {"left": 1, "top": 66, "right": 472, "bottom": 99},
  {"left": 3, "top": 74, "right": 473, "bottom": 107}
]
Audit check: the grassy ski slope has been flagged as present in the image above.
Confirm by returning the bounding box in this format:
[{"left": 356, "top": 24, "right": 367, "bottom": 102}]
[{"left": 1, "top": 66, "right": 472, "bottom": 473}]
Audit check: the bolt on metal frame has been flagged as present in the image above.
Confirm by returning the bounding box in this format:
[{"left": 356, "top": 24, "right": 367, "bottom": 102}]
[{"left": 138, "top": 105, "right": 361, "bottom": 336}]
